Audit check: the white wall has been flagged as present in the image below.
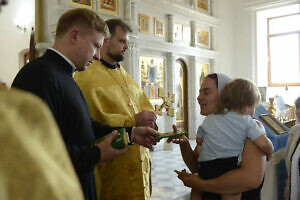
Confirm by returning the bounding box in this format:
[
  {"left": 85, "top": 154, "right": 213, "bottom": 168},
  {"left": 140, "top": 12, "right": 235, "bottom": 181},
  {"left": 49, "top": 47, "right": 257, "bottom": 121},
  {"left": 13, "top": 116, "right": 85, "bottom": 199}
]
[
  {"left": 0, "top": 0, "right": 35, "bottom": 86},
  {"left": 233, "top": 0, "right": 254, "bottom": 80},
  {"left": 214, "top": 0, "right": 255, "bottom": 80},
  {"left": 214, "top": 0, "right": 235, "bottom": 77},
  {"left": 215, "top": 0, "right": 299, "bottom": 85}
]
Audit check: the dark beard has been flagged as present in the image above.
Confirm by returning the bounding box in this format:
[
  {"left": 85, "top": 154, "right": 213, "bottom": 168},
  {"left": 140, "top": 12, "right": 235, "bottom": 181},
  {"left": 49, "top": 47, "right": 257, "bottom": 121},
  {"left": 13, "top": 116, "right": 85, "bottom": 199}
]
[{"left": 107, "top": 51, "right": 124, "bottom": 62}]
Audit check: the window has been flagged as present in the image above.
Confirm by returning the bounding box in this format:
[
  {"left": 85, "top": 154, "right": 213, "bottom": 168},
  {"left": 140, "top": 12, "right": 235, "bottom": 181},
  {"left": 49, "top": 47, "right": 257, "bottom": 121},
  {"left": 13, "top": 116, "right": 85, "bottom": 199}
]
[{"left": 267, "top": 13, "right": 300, "bottom": 86}]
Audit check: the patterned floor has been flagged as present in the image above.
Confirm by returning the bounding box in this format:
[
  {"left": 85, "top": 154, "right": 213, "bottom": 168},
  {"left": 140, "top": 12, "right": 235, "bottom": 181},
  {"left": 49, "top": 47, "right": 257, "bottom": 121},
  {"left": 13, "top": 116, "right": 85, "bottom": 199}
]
[{"left": 150, "top": 139, "right": 196, "bottom": 200}]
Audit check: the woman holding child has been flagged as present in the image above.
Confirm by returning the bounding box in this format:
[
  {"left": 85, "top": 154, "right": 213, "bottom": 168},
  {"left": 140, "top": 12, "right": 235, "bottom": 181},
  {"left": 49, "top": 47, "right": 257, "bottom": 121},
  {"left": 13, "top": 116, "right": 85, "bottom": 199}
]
[{"left": 169, "top": 73, "right": 270, "bottom": 200}]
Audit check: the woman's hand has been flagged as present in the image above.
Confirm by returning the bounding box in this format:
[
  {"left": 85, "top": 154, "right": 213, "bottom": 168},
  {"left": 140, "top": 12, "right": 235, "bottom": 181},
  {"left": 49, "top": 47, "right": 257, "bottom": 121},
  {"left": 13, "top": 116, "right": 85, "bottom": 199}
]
[
  {"left": 176, "top": 169, "right": 199, "bottom": 188},
  {"left": 167, "top": 135, "right": 189, "bottom": 144},
  {"left": 167, "top": 124, "right": 189, "bottom": 144}
]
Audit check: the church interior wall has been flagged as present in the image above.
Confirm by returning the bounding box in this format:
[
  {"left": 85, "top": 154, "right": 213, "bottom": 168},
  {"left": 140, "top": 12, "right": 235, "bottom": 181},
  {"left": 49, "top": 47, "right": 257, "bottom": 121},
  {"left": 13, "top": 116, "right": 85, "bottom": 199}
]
[
  {"left": 233, "top": 0, "right": 254, "bottom": 80},
  {"left": 213, "top": 0, "right": 235, "bottom": 76},
  {"left": 0, "top": 0, "right": 225, "bottom": 138},
  {"left": 236, "top": 0, "right": 300, "bottom": 106},
  {"left": 1, "top": 1, "right": 299, "bottom": 199},
  {"left": 1, "top": 0, "right": 297, "bottom": 137},
  {"left": 0, "top": 0, "right": 35, "bottom": 86},
  {"left": 124, "top": 0, "right": 220, "bottom": 136}
]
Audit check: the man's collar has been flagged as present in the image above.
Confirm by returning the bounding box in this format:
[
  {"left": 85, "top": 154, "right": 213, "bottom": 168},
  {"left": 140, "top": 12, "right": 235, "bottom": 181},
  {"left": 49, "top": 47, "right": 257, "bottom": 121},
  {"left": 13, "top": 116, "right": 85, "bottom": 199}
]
[
  {"left": 100, "top": 58, "right": 119, "bottom": 69},
  {"left": 48, "top": 48, "right": 76, "bottom": 72}
]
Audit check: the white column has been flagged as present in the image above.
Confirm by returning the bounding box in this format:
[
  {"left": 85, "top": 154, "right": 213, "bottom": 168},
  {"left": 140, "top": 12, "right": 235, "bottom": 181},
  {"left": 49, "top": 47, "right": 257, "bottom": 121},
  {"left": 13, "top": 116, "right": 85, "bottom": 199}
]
[
  {"left": 35, "top": 0, "right": 65, "bottom": 55},
  {"left": 167, "top": 14, "right": 174, "bottom": 43},
  {"left": 165, "top": 52, "right": 176, "bottom": 132},
  {"left": 131, "top": 1, "right": 137, "bottom": 26},
  {"left": 209, "top": 58, "right": 215, "bottom": 74},
  {"left": 192, "top": 0, "right": 197, "bottom": 9},
  {"left": 123, "top": 38, "right": 139, "bottom": 83},
  {"left": 191, "top": 21, "right": 196, "bottom": 47},
  {"left": 188, "top": 56, "right": 200, "bottom": 139},
  {"left": 43, "top": 0, "right": 66, "bottom": 44},
  {"left": 124, "top": 0, "right": 131, "bottom": 24}
]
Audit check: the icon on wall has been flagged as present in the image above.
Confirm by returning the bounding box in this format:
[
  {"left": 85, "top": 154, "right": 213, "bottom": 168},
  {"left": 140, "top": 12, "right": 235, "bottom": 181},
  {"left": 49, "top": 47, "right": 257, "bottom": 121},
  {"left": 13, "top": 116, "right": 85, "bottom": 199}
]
[
  {"left": 258, "top": 87, "right": 267, "bottom": 102},
  {"left": 154, "top": 18, "right": 164, "bottom": 37},
  {"left": 182, "top": 26, "right": 191, "bottom": 43},
  {"left": 197, "top": 29, "right": 209, "bottom": 47},
  {"left": 197, "top": 0, "right": 209, "bottom": 13},
  {"left": 139, "top": 14, "right": 150, "bottom": 34},
  {"left": 99, "top": 0, "right": 118, "bottom": 15},
  {"left": 175, "top": 62, "right": 184, "bottom": 123},
  {"left": 174, "top": 23, "right": 183, "bottom": 41},
  {"left": 140, "top": 56, "right": 165, "bottom": 99},
  {"left": 198, "top": 63, "right": 209, "bottom": 87},
  {"left": 71, "top": 0, "right": 93, "bottom": 8}
]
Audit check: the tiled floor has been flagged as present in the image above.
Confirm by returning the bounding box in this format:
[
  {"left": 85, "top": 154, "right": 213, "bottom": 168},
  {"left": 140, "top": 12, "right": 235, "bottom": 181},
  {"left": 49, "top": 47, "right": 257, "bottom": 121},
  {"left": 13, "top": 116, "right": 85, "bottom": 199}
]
[{"left": 150, "top": 139, "right": 196, "bottom": 200}]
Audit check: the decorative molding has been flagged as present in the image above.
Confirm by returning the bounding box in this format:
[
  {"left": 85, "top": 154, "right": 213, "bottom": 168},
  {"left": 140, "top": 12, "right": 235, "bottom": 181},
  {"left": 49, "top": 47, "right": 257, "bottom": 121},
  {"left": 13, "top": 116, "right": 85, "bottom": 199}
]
[
  {"left": 135, "top": 0, "right": 219, "bottom": 28},
  {"left": 135, "top": 38, "right": 218, "bottom": 59},
  {"left": 243, "top": 0, "right": 299, "bottom": 10}
]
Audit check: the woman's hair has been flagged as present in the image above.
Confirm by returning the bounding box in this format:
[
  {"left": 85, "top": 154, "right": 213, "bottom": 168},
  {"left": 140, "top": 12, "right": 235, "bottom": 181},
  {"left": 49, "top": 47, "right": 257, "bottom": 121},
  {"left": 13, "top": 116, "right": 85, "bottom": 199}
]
[
  {"left": 220, "top": 78, "right": 261, "bottom": 113},
  {"left": 205, "top": 73, "right": 232, "bottom": 98},
  {"left": 56, "top": 8, "right": 109, "bottom": 38},
  {"left": 295, "top": 97, "right": 300, "bottom": 109},
  {"left": 206, "top": 73, "right": 218, "bottom": 88}
]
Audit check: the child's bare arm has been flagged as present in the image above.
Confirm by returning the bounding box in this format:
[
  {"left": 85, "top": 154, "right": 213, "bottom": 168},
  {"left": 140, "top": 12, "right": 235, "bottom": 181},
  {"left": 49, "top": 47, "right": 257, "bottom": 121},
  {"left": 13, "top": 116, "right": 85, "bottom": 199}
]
[
  {"left": 168, "top": 125, "right": 199, "bottom": 173},
  {"left": 196, "top": 137, "right": 203, "bottom": 145},
  {"left": 253, "top": 135, "right": 274, "bottom": 160},
  {"left": 253, "top": 120, "right": 274, "bottom": 160}
]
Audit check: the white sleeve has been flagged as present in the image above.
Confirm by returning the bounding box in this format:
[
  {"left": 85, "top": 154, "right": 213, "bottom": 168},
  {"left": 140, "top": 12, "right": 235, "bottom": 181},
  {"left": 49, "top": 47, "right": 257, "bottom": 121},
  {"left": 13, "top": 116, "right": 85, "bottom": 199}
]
[
  {"left": 197, "top": 117, "right": 210, "bottom": 139},
  {"left": 246, "top": 118, "right": 266, "bottom": 141}
]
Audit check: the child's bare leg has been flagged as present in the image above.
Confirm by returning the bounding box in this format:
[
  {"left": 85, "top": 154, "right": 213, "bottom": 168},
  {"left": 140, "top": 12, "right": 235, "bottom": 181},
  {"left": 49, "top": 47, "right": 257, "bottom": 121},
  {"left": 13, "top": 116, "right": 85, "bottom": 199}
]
[
  {"left": 191, "top": 188, "right": 203, "bottom": 200},
  {"left": 222, "top": 193, "right": 241, "bottom": 200}
]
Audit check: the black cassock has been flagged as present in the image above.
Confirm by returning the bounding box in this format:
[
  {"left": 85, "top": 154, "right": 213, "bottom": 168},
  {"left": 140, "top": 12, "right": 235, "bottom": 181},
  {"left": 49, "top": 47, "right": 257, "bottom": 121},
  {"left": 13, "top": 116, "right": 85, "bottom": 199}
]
[{"left": 12, "top": 49, "right": 122, "bottom": 200}]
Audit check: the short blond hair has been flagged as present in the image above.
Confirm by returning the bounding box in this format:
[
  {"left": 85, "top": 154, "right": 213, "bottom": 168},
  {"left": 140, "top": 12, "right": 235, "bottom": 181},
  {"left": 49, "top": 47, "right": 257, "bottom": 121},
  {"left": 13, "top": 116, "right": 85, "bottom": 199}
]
[
  {"left": 220, "top": 78, "right": 261, "bottom": 113},
  {"left": 56, "top": 8, "right": 109, "bottom": 38}
]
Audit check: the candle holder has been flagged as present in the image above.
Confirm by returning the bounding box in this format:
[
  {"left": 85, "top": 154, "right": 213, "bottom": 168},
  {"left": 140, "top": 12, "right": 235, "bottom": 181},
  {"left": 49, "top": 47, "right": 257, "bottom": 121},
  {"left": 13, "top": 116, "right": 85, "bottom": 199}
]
[{"left": 155, "top": 88, "right": 175, "bottom": 117}]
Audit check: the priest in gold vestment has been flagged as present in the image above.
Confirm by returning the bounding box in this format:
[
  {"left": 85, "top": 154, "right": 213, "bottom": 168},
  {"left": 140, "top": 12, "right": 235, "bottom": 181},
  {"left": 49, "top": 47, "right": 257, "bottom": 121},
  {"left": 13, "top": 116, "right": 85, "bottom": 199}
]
[
  {"left": 0, "top": 89, "right": 84, "bottom": 199},
  {"left": 74, "top": 19, "right": 157, "bottom": 200}
]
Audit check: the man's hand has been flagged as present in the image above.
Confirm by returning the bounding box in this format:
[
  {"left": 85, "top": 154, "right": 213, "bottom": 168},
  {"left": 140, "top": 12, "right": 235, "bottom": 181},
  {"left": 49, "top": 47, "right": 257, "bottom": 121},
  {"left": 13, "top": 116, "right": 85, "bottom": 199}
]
[
  {"left": 97, "top": 131, "right": 127, "bottom": 162},
  {"left": 132, "top": 126, "right": 159, "bottom": 149},
  {"left": 135, "top": 111, "right": 157, "bottom": 128},
  {"left": 176, "top": 169, "right": 199, "bottom": 188}
]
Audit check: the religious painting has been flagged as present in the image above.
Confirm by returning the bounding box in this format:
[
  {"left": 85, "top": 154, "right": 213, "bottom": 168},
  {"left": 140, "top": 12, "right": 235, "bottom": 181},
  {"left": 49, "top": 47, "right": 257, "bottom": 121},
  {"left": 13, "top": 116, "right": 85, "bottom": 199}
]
[
  {"left": 174, "top": 23, "right": 183, "bottom": 41},
  {"left": 198, "top": 63, "right": 209, "bottom": 88},
  {"left": 259, "top": 114, "right": 288, "bottom": 135},
  {"left": 197, "top": 0, "right": 209, "bottom": 13},
  {"left": 140, "top": 56, "right": 165, "bottom": 99},
  {"left": 139, "top": 14, "right": 150, "bottom": 34},
  {"left": 71, "top": 0, "right": 93, "bottom": 8},
  {"left": 258, "top": 87, "right": 267, "bottom": 102},
  {"left": 197, "top": 29, "right": 209, "bottom": 47},
  {"left": 154, "top": 18, "right": 164, "bottom": 37},
  {"left": 99, "top": 0, "right": 118, "bottom": 15},
  {"left": 182, "top": 26, "right": 191, "bottom": 43},
  {"left": 175, "top": 61, "right": 184, "bottom": 123}
]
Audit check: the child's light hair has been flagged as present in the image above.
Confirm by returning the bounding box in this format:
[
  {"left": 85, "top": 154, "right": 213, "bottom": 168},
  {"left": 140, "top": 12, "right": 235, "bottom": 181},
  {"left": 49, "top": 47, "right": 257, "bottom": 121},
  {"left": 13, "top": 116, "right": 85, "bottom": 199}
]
[{"left": 220, "top": 78, "right": 261, "bottom": 113}]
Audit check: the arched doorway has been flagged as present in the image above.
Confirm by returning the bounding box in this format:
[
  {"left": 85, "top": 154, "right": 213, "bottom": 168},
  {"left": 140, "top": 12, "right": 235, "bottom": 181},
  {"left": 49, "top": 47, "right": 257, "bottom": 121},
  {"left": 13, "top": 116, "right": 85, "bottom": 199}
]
[{"left": 175, "top": 59, "right": 188, "bottom": 135}]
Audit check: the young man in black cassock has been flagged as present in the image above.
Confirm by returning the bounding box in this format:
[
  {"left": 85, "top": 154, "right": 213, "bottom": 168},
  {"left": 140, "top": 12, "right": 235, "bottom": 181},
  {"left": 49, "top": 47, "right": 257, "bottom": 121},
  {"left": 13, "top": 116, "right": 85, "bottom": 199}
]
[{"left": 12, "top": 8, "right": 159, "bottom": 200}]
